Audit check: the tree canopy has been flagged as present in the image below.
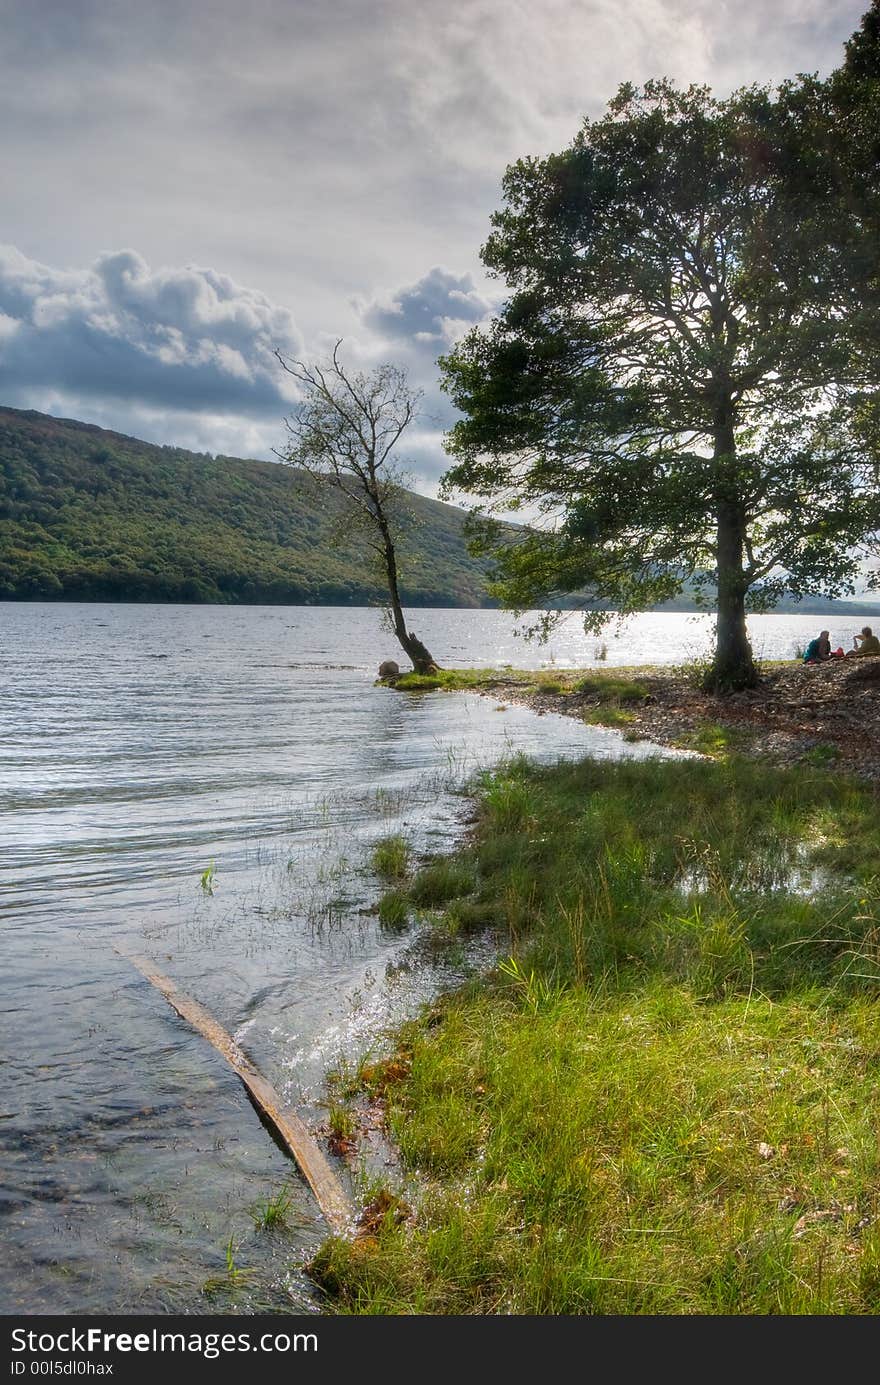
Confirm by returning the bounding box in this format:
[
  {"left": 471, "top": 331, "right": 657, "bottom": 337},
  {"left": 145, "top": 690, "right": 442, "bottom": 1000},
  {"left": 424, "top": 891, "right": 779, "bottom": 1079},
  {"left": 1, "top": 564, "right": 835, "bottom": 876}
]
[{"left": 440, "top": 16, "right": 880, "bottom": 690}]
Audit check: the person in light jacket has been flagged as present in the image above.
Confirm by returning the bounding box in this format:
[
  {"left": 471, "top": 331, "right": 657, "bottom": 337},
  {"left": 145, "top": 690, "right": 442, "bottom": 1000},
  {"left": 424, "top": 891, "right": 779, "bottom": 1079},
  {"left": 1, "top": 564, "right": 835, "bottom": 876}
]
[{"left": 846, "top": 626, "right": 880, "bottom": 658}]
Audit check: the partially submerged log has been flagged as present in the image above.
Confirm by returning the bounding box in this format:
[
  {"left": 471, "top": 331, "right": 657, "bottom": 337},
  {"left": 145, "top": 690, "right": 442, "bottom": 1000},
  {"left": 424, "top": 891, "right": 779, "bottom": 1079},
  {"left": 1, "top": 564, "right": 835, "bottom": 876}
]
[{"left": 118, "top": 949, "right": 353, "bottom": 1235}]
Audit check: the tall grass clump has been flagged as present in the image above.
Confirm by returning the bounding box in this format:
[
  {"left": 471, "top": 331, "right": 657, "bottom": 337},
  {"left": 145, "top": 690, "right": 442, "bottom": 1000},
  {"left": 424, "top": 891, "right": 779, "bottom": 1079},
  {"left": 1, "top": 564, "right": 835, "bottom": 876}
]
[
  {"left": 378, "top": 889, "right": 409, "bottom": 930},
  {"left": 535, "top": 677, "right": 567, "bottom": 695},
  {"left": 475, "top": 760, "right": 537, "bottom": 834},
  {"left": 311, "top": 753, "right": 880, "bottom": 1314},
  {"left": 372, "top": 834, "right": 410, "bottom": 880},
  {"left": 408, "top": 860, "right": 476, "bottom": 907}
]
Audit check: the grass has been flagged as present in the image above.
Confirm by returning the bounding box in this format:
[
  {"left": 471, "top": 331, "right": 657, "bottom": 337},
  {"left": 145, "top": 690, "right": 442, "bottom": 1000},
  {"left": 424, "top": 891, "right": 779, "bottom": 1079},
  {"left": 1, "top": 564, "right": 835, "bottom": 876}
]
[
  {"left": 312, "top": 986, "right": 880, "bottom": 1313},
  {"left": 327, "top": 1102, "right": 357, "bottom": 1157},
  {"left": 390, "top": 668, "right": 531, "bottom": 692},
  {"left": 574, "top": 674, "right": 650, "bottom": 728},
  {"left": 408, "top": 860, "right": 476, "bottom": 907},
  {"left": 199, "top": 861, "right": 217, "bottom": 895},
  {"left": 473, "top": 766, "right": 536, "bottom": 832},
  {"left": 387, "top": 668, "right": 653, "bottom": 732},
  {"left": 573, "top": 675, "right": 649, "bottom": 702},
  {"left": 372, "top": 834, "right": 410, "bottom": 880},
  {"left": 203, "top": 1236, "right": 255, "bottom": 1297},
  {"left": 673, "top": 722, "right": 758, "bottom": 759},
  {"left": 388, "top": 669, "right": 653, "bottom": 700},
  {"left": 378, "top": 889, "right": 410, "bottom": 929},
  {"left": 252, "top": 1185, "right": 295, "bottom": 1231},
  {"left": 803, "top": 743, "right": 842, "bottom": 768},
  {"left": 308, "top": 752, "right": 880, "bottom": 1314},
  {"left": 583, "top": 705, "right": 636, "bottom": 728}
]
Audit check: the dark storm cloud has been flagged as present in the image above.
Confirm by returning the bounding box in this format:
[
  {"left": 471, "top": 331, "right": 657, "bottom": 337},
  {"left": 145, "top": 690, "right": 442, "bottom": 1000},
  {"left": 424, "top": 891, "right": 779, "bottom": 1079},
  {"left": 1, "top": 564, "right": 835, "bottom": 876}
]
[{"left": 0, "top": 245, "right": 302, "bottom": 416}]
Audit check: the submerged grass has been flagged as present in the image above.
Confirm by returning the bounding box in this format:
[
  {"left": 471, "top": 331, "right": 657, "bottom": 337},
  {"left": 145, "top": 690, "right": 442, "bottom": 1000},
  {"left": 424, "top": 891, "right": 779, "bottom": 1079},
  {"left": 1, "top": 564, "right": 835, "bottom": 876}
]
[
  {"left": 252, "top": 1184, "right": 296, "bottom": 1232},
  {"left": 310, "top": 753, "right": 880, "bottom": 1315}
]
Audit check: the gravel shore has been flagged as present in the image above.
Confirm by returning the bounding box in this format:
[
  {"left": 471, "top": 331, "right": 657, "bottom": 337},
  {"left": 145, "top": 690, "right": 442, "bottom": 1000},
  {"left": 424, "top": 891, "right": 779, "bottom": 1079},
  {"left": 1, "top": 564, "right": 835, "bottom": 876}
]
[{"left": 474, "top": 657, "right": 880, "bottom": 783}]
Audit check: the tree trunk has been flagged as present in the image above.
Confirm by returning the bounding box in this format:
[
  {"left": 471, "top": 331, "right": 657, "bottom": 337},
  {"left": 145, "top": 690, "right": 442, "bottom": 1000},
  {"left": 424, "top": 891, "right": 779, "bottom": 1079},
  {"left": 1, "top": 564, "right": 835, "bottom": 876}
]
[
  {"left": 711, "top": 504, "right": 756, "bottom": 691},
  {"left": 706, "top": 413, "right": 757, "bottom": 693},
  {"left": 381, "top": 528, "right": 440, "bottom": 673}
]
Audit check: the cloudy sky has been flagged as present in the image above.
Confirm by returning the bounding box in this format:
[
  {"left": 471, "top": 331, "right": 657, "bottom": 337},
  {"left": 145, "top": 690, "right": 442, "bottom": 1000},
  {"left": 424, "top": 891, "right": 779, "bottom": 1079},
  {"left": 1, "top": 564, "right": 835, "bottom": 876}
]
[{"left": 0, "top": 0, "right": 867, "bottom": 494}]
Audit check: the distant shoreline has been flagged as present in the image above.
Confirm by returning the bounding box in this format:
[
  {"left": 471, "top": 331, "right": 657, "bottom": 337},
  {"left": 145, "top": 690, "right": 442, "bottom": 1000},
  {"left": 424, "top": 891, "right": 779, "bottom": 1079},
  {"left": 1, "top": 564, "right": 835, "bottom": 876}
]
[
  {"left": 2, "top": 594, "right": 880, "bottom": 617},
  {"left": 3, "top": 405, "right": 878, "bottom": 617}
]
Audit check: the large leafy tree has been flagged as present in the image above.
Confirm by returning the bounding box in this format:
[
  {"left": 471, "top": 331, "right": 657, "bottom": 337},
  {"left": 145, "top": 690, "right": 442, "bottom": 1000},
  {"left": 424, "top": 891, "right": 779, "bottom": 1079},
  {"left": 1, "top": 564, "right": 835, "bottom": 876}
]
[
  {"left": 828, "top": 0, "right": 880, "bottom": 393},
  {"left": 440, "top": 64, "right": 880, "bottom": 690},
  {"left": 843, "top": 0, "right": 880, "bottom": 80}
]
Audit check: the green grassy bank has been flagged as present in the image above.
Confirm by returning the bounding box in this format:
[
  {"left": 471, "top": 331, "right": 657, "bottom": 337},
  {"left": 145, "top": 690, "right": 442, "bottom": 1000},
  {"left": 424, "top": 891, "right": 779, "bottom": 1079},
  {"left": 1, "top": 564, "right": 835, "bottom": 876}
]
[
  {"left": 386, "top": 667, "right": 659, "bottom": 692},
  {"left": 385, "top": 666, "right": 658, "bottom": 728},
  {"left": 311, "top": 752, "right": 880, "bottom": 1314}
]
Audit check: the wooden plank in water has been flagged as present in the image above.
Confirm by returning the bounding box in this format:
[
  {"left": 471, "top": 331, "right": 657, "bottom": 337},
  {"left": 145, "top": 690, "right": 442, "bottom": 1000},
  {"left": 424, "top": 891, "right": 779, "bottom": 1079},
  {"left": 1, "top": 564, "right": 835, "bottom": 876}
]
[{"left": 118, "top": 950, "right": 353, "bottom": 1235}]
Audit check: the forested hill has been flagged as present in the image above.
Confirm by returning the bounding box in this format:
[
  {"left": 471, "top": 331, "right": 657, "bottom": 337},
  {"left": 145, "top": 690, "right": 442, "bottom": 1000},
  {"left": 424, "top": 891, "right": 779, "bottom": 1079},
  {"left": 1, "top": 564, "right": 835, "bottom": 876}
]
[
  {"left": 2, "top": 405, "right": 878, "bottom": 615},
  {"left": 0, "top": 406, "right": 498, "bottom": 605}
]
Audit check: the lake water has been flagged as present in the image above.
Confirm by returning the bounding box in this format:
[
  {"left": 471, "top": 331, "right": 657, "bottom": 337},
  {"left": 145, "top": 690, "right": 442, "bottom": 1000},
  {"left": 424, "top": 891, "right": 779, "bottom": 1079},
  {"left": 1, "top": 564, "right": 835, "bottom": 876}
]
[{"left": 1, "top": 602, "right": 873, "bottom": 1315}]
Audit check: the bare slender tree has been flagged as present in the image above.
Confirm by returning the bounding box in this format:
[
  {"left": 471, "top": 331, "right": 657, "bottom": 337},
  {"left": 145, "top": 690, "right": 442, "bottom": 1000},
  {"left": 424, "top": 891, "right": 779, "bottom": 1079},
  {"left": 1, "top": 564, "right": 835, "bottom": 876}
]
[{"left": 275, "top": 340, "right": 440, "bottom": 673}]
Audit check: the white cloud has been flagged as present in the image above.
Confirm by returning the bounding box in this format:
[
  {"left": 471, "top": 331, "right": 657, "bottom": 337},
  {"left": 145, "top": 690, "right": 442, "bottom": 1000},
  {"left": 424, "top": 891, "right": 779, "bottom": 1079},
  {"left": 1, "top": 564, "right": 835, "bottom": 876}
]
[
  {"left": 359, "top": 266, "right": 493, "bottom": 351},
  {"left": 0, "top": 1, "right": 868, "bottom": 487},
  {"left": 0, "top": 1, "right": 863, "bottom": 350},
  {"left": 0, "top": 244, "right": 493, "bottom": 484},
  {"left": 0, "top": 311, "right": 20, "bottom": 343},
  {"left": 0, "top": 244, "right": 303, "bottom": 422}
]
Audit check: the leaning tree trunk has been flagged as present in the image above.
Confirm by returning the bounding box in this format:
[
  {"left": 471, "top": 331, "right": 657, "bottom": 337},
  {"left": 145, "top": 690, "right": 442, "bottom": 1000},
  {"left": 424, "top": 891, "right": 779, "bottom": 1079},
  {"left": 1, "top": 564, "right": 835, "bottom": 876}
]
[
  {"left": 381, "top": 530, "right": 440, "bottom": 673},
  {"left": 706, "top": 415, "right": 757, "bottom": 693}
]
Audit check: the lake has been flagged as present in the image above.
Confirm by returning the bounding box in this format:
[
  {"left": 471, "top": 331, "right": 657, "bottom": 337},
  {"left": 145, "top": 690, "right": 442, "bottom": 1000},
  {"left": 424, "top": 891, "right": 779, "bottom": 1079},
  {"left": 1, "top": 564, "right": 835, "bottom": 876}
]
[{"left": 0, "top": 602, "right": 872, "bottom": 1314}]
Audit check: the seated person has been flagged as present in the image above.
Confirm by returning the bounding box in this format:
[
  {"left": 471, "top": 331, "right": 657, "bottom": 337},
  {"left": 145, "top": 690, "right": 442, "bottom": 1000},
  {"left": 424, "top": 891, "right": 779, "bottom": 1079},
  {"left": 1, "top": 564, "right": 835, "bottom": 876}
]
[
  {"left": 846, "top": 625, "right": 880, "bottom": 657},
  {"left": 803, "top": 630, "right": 832, "bottom": 664}
]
